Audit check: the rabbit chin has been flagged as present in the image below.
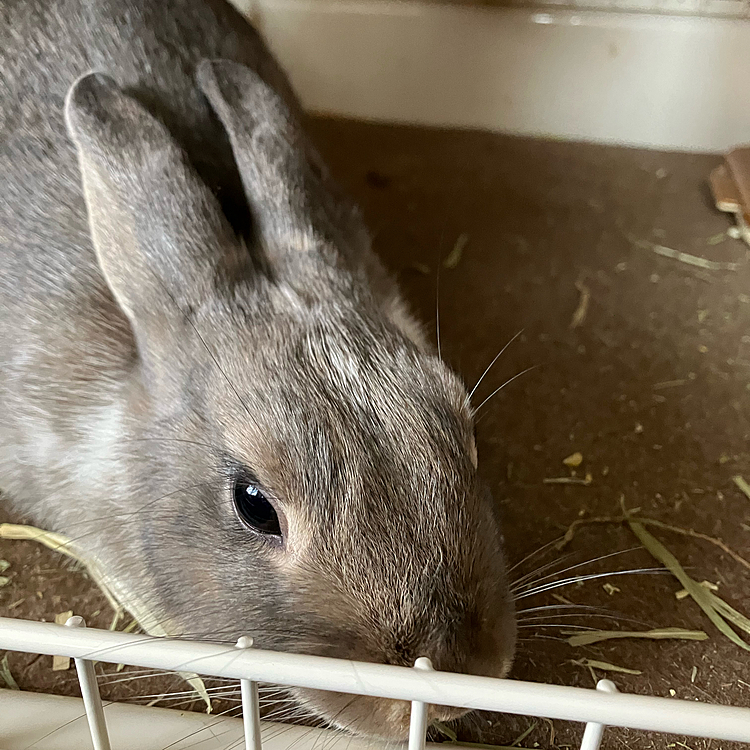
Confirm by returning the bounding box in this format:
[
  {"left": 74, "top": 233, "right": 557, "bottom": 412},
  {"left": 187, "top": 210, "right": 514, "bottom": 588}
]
[
  {"left": 291, "top": 650, "right": 514, "bottom": 740},
  {"left": 291, "top": 689, "right": 472, "bottom": 740}
]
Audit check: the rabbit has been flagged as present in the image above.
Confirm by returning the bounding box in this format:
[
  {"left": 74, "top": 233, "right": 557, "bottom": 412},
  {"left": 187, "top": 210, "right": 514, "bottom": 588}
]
[{"left": 0, "top": 0, "right": 516, "bottom": 738}]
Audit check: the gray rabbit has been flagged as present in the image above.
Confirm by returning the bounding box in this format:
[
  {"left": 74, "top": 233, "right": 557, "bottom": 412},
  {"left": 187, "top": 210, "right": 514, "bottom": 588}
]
[{"left": 0, "top": 0, "right": 516, "bottom": 737}]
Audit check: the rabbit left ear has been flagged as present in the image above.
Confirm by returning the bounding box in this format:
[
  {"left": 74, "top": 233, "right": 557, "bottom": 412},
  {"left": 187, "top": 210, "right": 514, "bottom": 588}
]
[{"left": 65, "top": 72, "right": 247, "bottom": 339}]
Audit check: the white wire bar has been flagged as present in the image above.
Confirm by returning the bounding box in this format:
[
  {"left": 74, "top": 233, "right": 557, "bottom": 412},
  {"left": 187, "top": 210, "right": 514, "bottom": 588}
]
[
  {"left": 64, "top": 616, "right": 112, "bottom": 750},
  {"left": 2, "top": 616, "right": 750, "bottom": 746},
  {"left": 237, "top": 636, "right": 263, "bottom": 750},
  {"left": 580, "top": 680, "right": 618, "bottom": 750},
  {"left": 408, "top": 657, "right": 434, "bottom": 750}
]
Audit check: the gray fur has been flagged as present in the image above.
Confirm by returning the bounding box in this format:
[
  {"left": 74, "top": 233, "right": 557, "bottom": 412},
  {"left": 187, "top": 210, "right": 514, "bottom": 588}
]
[{"left": 0, "top": 0, "right": 515, "bottom": 737}]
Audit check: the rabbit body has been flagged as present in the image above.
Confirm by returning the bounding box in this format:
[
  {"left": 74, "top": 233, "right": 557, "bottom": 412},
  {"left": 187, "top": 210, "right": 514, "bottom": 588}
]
[{"left": 0, "top": 0, "right": 515, "bottom": 737}]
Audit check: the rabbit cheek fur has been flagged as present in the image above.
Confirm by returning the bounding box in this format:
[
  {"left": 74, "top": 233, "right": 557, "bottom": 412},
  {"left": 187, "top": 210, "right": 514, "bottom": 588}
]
[{"left": 0, "top": 0, "right": 517, "bottom": 738}]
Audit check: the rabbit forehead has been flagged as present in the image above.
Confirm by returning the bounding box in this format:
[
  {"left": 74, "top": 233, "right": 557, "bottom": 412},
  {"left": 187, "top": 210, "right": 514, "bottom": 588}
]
[{"left": 202, "top": 314, "right": 474, "bottom": 478}]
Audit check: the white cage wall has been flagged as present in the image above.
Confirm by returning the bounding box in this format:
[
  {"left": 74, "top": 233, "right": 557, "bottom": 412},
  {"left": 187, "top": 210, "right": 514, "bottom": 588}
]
[{"left": 234, "top": 0, "right": 750, "bottom": 153}]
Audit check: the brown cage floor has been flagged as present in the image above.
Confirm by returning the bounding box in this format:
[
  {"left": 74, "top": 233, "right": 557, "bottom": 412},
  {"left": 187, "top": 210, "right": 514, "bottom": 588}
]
[{"left": 2, "top": 119, "right": 750, "bottom": 749}]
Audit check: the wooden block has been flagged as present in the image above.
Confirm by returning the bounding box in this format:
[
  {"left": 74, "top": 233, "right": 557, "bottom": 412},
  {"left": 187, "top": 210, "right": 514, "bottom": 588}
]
[
  {"left": 738, "top": 210, "right": 750, "bottom": 243},
  {"left": 726, "top": 146, "right": 750, "bottom": 213},
  {"left": 710, "top": 163, "right": 742, "bottom": 212}
]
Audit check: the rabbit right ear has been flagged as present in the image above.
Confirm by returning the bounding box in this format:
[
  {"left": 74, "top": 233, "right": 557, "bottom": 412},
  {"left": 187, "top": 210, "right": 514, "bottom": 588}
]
[
  {"left": 196, "top": 60, "right": 351, "bottom": 264},
  {"left": 65, "top": 73, "right": 247, "bottom": 354}
]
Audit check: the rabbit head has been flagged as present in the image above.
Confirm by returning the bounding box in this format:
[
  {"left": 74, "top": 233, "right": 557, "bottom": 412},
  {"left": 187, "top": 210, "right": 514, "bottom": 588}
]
[{"left": 64, "top": 61, "right": 516, "bottom": 739}]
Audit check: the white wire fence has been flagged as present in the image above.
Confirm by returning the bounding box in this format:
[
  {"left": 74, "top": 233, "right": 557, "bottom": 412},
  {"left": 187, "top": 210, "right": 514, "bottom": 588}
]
[{"left": 1, "top": 615, "right": 749, "bottom": 750}]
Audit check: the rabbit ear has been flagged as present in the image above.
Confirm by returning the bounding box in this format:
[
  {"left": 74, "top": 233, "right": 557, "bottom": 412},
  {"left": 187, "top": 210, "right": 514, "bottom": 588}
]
[
  {"left": 196, "top": 59, "right": 341, "bottom": 261},
  {"left": 65, "top": 72, "right": 244, "bottom": 336}
]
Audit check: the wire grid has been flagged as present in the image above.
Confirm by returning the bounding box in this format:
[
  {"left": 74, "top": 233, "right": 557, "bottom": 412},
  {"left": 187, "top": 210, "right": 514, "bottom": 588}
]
[{"left": 1, "top": 615, "right": 749, "bottom": 750}]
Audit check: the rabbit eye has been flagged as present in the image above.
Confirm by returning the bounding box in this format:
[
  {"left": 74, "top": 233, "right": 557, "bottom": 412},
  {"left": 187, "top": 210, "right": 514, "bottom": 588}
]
[{"left": 233, "top": 474, "right": 282, "bottom": 537}]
